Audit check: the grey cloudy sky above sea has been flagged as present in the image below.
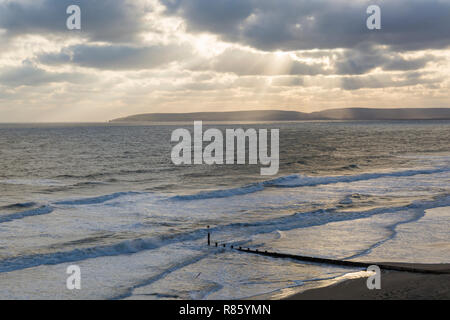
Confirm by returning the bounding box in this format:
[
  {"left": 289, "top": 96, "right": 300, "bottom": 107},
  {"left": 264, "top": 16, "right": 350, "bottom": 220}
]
[{"left": 0, "top": 0, "right": 449, "bottom": 122}]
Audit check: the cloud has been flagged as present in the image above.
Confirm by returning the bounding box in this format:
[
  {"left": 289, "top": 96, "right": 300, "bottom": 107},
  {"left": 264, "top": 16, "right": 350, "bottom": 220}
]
[
  {"left": 332, "top": 45, "right": 438, "bottom": 75},
  {"left": 161, "top": 0, "right": 450, "bottom": 51},
  {"left": 0, "top": 0, "right": 449, "bottom": 121},
  {"left": 185, "top": 45, "right": 438, "bottom": 77},
  {"left": 187, "top": 47, "right": 328, "bottom": 75},
  {"left": 39, "top": 43, "right": 192, "bottom": 70},
  {"left": 0, "top": 0, "right": 150, "bottom": 43},
  {"left": 271, "top": 76, "right": 304, "bottom": 87},
  {"left": 340, "top": 71, "right": 440, "bottom": 91},
  {"left": 0, "top": 61, "right": 91, "bottom": 87}
]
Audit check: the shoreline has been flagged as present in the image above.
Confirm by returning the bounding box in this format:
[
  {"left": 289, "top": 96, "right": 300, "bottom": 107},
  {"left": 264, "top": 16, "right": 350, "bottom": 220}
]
[{"left": 284, "top": 262, "right": 450, "bottom": 300}]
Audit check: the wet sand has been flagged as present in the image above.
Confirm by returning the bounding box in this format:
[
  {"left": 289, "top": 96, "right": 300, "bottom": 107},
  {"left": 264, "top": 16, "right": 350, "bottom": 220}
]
[{"left": 286, "top": 263, "right": 450, "bottom": 300}]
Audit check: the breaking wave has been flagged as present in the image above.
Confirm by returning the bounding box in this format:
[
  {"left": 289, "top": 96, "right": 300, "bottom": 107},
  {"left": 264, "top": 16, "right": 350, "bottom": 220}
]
[
  {"left": 1, "top": 195, "right": 449, "bottom": 274},
  {"left": 170, "top": 167, "right": 449, "bottom": 201},
  {"left": 54, "top": 191, "right": 143, "bottom": 206},
  {"left": 0, "top": 206, "right": 54, "bottom": 224}
]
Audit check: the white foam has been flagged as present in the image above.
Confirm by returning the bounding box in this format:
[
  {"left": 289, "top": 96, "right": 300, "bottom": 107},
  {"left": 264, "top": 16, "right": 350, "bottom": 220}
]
[
  {"left": 170, "top": 167, "right": 450, "bottom": 201},
  {"left": 54, "top": 191, "right": 144, "bottom": 206},
  {"left": 0, "top": 206, "right": 54, "bottom": 224}
]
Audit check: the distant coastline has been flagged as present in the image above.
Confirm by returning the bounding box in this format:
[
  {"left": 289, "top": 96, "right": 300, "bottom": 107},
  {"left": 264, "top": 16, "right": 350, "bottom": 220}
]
[{"left": 110, "top": 108, "right": 450, "bottom": 123}]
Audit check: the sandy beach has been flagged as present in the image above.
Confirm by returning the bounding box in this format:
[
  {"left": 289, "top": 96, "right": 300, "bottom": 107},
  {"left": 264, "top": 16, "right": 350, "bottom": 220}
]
[{"left": 286, "top": 263, "right": 450, "bottom": 300}]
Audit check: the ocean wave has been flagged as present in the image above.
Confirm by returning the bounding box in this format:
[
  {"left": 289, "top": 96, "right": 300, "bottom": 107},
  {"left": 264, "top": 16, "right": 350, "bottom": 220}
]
[
  {"left": 0, "top": 206, "right": 54, "bottom": 224},
  {"left": 266, "top": 168, "right": 450, "bottom": 188},
  {"left": 54, "top": 168, "right": 160, "bottom": 180},
  {"left": 171, "top": 184, "right": 264, "bottom": 201},
  {"left": 0, "top": 229, "right": 208, "bottom": 274},
  {"left": 169, "top": 175, "right": 298, "bottom": 201},
  {"left": 1, "top": 195, "right": 449, "bottom": 274},
  {"left": 54, "top": 191, "right": 143, "bottom": 206},
  {"left": 0, "top": 179, "right": 66, "bottom": 187},
  {"left": 170, "top": 167, "right": 449, "bottom": 201},
  {"left": 343, "top": 209, "right": 426, "bottom": 260},
  {"left": 0, "top": 237, "right": 159, "bottom": 273},
  {"left": 217, "top": 194, "right": 450, "bottom": 250},
  {"left": 43, "top": 181, "right": 109, "bottom": 193},
  {"left": 0, "top": 202, "right": 37, "bottom": 210},
  {"left": 110, "top": 252, "right": 211, "bottom": 300}
]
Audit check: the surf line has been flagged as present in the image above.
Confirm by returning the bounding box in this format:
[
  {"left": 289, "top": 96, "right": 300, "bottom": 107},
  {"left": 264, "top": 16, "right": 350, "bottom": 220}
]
[{"left": 206, "top": 230, "right": 450, "bottom": 275}]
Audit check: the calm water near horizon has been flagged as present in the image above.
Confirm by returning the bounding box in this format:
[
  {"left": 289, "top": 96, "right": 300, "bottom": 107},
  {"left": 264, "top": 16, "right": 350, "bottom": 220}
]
[{"left": 0, "top": 120, "right": 449, "bottom": 299}]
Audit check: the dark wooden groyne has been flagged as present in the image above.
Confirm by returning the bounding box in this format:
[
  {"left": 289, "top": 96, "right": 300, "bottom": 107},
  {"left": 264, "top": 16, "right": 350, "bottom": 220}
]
[{"left": 206, "top": 228, "right": 450, "bottom": 275}]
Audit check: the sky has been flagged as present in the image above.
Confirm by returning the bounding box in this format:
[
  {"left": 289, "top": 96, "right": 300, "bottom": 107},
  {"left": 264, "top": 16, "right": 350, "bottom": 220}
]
[{"left": 0, "top": 0, "right": 449, "bottom": 122}]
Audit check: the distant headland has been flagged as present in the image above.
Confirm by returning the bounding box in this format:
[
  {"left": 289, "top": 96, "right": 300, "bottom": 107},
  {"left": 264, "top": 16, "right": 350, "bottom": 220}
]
[{"left": 110, "top": 108, "right": 450, "bottom": 123}]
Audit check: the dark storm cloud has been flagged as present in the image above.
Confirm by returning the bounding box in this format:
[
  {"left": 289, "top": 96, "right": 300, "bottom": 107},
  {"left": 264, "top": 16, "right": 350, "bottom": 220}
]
[
  {"left": 161, "top": 0, "right": 450, "bottom": 51},
  {"left": 0, "top": 0, "right": 149, "bottom": 42},
  {"left": 0, "top": 61, "right": 90, "bottom": 87},
  {"left": 39, "top": 44, "right": 191, "bottom": 70}
]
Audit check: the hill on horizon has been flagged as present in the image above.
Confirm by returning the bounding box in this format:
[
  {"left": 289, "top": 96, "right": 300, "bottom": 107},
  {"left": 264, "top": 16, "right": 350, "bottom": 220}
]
[{"left": 110, "top": 108, "right": 450, "bottom": 122}]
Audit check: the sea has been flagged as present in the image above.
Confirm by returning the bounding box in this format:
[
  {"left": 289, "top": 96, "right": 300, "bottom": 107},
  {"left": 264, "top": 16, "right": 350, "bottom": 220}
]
[{"left": 0, "top": 120, "right": 449, "bottom": 299}]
